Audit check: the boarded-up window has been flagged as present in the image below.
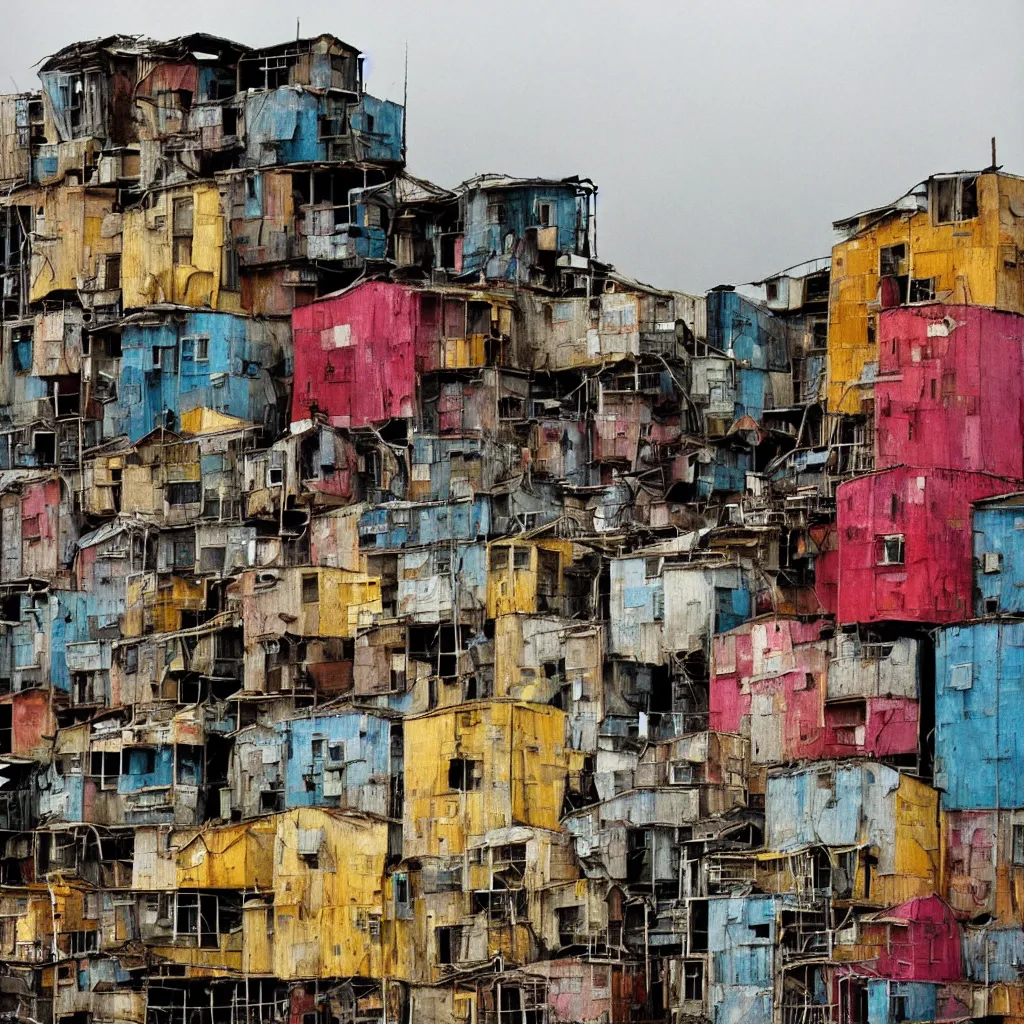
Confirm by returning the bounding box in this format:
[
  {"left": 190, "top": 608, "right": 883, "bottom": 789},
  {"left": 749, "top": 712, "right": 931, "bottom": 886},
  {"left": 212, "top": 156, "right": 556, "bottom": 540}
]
[{"left": 172, "top": 197, "right": 194, "bottom": 265}]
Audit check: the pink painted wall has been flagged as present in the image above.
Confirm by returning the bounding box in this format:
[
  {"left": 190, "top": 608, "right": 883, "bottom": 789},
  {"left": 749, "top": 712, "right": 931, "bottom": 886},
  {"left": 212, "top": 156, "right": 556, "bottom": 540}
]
[
  {"left": 711, "top": 616, "right": 829, "bottom": 740},
  {"left": 810, "top": 524, "right": 839, "bottom": 617},
  {"left": 10, "top": 690, "right": 53, "bottom": 757},
  {"left": 876, "top": 305, "right": 1024, "bottom": 479},
  {"left": 836, "top": 467, "right": 1017, "bottom": 624},
  {"left": 822, "top": 696, "right": 919, "bottom": 758},
  {"left": 291, "top": 280, "right": 439, "bottom": 428},
  {"left": 872, "top": 896, "right": 962, "bottom": 982},
  {"left": 711, "top": 617, "right": 919, "bottom": 762},
  {"left": 944, "top": 810, "right": 997, "bottom": 916}
]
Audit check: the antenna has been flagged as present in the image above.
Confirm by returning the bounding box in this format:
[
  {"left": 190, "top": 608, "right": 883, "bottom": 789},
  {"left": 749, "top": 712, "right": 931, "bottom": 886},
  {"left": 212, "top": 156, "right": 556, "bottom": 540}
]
[
  {"left": 992, "top": 136, "right": 997, "bottom": 168},
  {"left": 401, "top": 42, "right": 408, "bottom": 162}
]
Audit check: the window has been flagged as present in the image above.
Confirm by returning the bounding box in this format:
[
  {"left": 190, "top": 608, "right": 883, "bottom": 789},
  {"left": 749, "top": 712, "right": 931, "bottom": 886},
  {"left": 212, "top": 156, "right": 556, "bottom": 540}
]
[
  {"left": 890, "top": 994, "right": 908, "bottom": 1024},
  {"left": 268, "top": 466, "right": 284, "bottom": 485},
  {"left": 167, "top": 482, "right": 201, "bottom": 506},
  {"left": 436, "top": 925, "right": 458, "bottom": 964},
  {"left": 448, "top": 757, "right": 481, "bottom": 791},
  {"left": 393, "top": 872, "right": 412, "bottom": 919},
  {"left": 193, "top": 336, "right": 209, "bottom": 362},
  {"left": 89, "top": 751, "right": 120, "bottom": 791},
  {"left": 172, "top": 197, "right": 194, "bottom": 265},
  {"left": 104, "top": 253, "right": 121, "bottom": 290},
  {"left": 765, "top": 280, "right": 779, "bottom": 303},
  {"left": 492, "top": 843, "right": 527, "bottom": 882},
  {"left": 301, "top": 574, "right": 319, "bottom": 604},
  {"left": 513, "top": 547, "right": 531, "bottom": 570},
  {"left": 11, "top": 326, "right": 32, "bottom": 373},
  {"left": 645, "top": 557, "right": 661, "bottom": 579},
  {"left": 174, "top": 892, "right": 219, "bottom": 948},
  {"left": 556, "top": 905, "right": 583, "bottom": 945},
  {"left": 199, "top": 547, "right": 226, "bottom": 573},
  {"left": 537, "top": 201, "right": 553, "bottom": 227},
  {"left": 245, "top": 174, "right": 257, "bottom": 201},
  {"left": 1013, "top": 824, "right": 1024, "bottom": 866},
  {"left": 876, "top": 534, "right": 905, "bottom": 566},
  {"left": 33, "top": 431, "right": 55, "bottom": 464},
  {"left": 172, "top": 537, "right": 195, "bottom": 569},
  {"left": 222, "top": 107, "right": 237, "bottom": 136},
  {"left": 683, "top": 960, "right": 705, "bottom": 1002},
  {"left": 909, "top": 277, "right": 936, "bottom": 303},
  {"left": 486, "top": 203, "right": 505, "bottom": 225},
  {"left": 932, "top": 174, "right": 978, "bottom": 224},
  {"left": 489, "top": 546, "right": 509, "bottom": 571},
  {"left": 879, "top": 243, "right": 907, "bottom": 277}
]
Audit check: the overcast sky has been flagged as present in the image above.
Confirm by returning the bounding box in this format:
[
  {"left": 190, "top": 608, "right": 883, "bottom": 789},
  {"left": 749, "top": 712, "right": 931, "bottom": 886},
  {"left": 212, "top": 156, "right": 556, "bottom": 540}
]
[{"left": 2, "top": 0, "right": 1021, "bottom": 293}]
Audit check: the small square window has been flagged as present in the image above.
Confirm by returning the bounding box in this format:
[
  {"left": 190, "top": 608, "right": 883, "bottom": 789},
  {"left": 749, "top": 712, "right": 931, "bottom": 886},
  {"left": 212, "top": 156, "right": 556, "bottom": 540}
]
[
  {"left": 301, "top": 574, "right": 319, "bottom": 604},
  {"left": 909, "top": 277, "right": 936, "bottom": 303},
  {"left": 876, "top": 534, "right": 905, "bottom": 566},
  {"left": 513, "top": 548, "right": 531, "bottom": 570}
]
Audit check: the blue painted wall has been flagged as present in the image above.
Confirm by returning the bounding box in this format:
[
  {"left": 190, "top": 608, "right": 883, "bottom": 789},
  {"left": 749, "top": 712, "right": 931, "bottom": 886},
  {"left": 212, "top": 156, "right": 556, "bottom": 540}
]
[
  {"left": 962, "top": 927, "right": 1024, "bottom": 984},
  {"left": 867, "top": 981, "right": 937, "bottom": 1024},
  {"left": 460, "top": 183, "right": 586, "bottom": 280},
  {"left": 708, "top": 895, "right": 776, "bottom": 1024},
  {"left": 244, "top": 88, "right": 402, "bottom": 166},
  {"left": 279, "top": 712, "right": 391, "bottom": 809},
  {"left": 359, "top": 497, "right": 490, "bottom": 550},
  {"left": 118, "top": 745, "right": 175, "bottom": 793},
  {"left": 766, "top": 763, "right": 897, "bottom": 851},
  {"left": 49, "top": 590, "right": 91, "bottom": 693},
  {"left": 705, "top": 289, "right": 789, "bottom": 423},
  {"left": 934, "top": 620, "right": 1024, "bottom": 810},
  {"left": 973, "top": 502, "right": 1024, "bottom": 615},
  {"left": 697, "top": 448, "right": 751, "bottom": 497},
  {"left": 108, "top": 311, "right": 278, "bottom": 441},
  {"left": 609, "top": 556, "right": 662, "bottom": 659}
]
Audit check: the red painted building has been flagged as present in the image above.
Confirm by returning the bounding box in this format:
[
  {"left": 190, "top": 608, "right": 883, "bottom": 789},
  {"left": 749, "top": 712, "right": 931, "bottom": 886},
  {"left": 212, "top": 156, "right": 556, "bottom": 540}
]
[
  {"left": 291, "top": 280, "right": 440, "bottom": 428},
  {"left": 875, "top": 305, "right": 1024, "bottom": 478},
  {"left": 710, "top": 617, "right": 919, "bottom": 764},
  {"left": 836, "top": 466, "right": 1017, "bottom": 624},
  {"left": 860, "top": 896, "right": 963, "bottom": 982}
]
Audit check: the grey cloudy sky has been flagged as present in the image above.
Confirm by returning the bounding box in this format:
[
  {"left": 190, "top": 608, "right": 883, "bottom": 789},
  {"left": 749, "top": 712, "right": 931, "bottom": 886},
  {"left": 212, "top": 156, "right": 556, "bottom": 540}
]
[{"left": 2, "top": 0, "right": 1021, "bottom": 293}]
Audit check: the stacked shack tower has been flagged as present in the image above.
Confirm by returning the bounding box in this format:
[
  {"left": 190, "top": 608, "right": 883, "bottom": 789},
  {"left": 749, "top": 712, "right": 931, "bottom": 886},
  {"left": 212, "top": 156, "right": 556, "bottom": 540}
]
[{"left": 0, "top": 28, "right": 1023, "bottom": 1024}]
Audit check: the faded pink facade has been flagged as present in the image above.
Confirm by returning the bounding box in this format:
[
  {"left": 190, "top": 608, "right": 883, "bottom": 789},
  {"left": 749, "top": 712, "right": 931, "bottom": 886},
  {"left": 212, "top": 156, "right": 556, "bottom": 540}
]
[
  {"left": 523, "top": 960, "right": 645, "bottom": 1024},
  {"left": 711, "top": 618, "right": 829, "bottom": 756},
  {"left": 869, "top": 896, "right": 962, "bottom": 982},
  {"left": 710, "top": 617, "right": 918, "bottom": 763},
  {"left": 291, "top": 280, "right": 439, "bottom": 428},
  {"left": 876, "top": 305, "right": 1024, "bottom": 479},
  {"left": 835, "top": 466, "right": 1017, "bottom": 624}
]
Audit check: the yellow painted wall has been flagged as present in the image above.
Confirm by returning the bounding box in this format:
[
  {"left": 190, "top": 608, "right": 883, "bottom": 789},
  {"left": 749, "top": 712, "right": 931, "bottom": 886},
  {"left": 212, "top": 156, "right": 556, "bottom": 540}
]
[
  {"left": 403, "top": 701, "right": 572, "bottom": 858},
  {"left": 273, "top": 807, "right": 387, "bottom": 979},
  {"left": 890, "top": 772, "right": 942, "bottom": 901},
  {"left": 486, "top": 539, "right": 572, "bottom": 617},
  {"left": 122, "top": 183, "right": 225, "bottom": 310},
  {"left": 232, "top": 567, "right": 382, "bottom": 642},
  {"left": 827, "top": 173, "right": 1024, "bottom": 413},
  {"left": 175, "top": 818, "right": 276, "bottom": 890},
  {"left": 27, "top": 185, "right": 120, "bottom": 302}
]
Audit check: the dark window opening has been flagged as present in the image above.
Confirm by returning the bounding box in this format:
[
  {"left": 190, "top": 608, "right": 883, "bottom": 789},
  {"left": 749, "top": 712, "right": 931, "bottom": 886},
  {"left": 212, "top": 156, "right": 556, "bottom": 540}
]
[{"left": 448, "top": 757, "right": 481, "bottom": 791}]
